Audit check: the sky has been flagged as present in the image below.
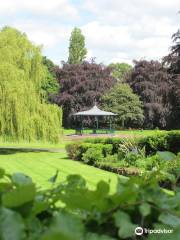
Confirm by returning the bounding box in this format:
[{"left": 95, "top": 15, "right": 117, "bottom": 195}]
[{"left": 0, "top": 0, "right": 179, "bottom": 65}]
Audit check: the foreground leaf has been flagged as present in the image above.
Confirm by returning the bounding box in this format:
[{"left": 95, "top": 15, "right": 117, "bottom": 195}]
[
  {"left": 114, "top": 210, "right": 137, "bottom": 238},
  {"left": 157, "top": 151, "right": 176, "bottom": 161},
  {"left": 158, "top": 212, "right": 180, "bottom": 227},
  {"left": 41, "top": 211, "right": 84, "bottom": 240},
  {"left": 0, "top": 207, "right": 25, "bottom": 240},
  {"left": 11, "top": 173, "right": 32, "bottom": 186},
  {"left": 2, "top": 184, "right": 36, "bottom": 208}
]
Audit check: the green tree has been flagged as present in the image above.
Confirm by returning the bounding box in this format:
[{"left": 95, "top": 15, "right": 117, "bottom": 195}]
[
  {"left": 109, "top": 63, "right": 132, "bottom": 81},
  {"left": 68, "top": 27, "right": 87, "bottom": 64},
  {"left": 42, "top": 56, "right": 59, "bottom": 98},
  {"left": 0, "top": 27, "right": 62, "bottom": 142},
  {"left": 102, "top": 83, "right": 144, "bottom": 128}
]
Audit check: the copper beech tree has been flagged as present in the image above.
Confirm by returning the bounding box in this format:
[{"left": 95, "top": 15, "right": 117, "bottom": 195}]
[
  {"left": 126, "top": 60, "right": 172, "bottom": 129},
  {"left": 52, "top": 61, "right": 116, "bottom": 127},
  {"left": 164, "top": 29, "right": 180, "bottom": 129}
]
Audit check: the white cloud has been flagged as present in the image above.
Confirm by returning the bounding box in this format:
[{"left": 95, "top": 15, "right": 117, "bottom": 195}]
[
  {"left": 0, "top": 0, "right": 179, "bottom": 64},
  {"left": 12, "top": 21, "right": 71, "bottom": 48},
  {"left": 81, "top": 0, "right": 179, "bottom": 64},
  {"left": 0, "top": 0, "right": 78, "bottom": 18}
]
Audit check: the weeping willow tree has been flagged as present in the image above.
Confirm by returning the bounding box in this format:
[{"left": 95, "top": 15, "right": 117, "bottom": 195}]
[{"left": 0, "top": 27, "right": 62, "bottom": 143}]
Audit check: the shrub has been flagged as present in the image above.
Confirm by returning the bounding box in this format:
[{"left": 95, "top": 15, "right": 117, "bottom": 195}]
[
  {"left": 102, "top": 144, "right": 113, "bottom": 157},
  {"left": 65, "top": 131, "right": 180, "bottom": 181},
  {"left": 82, "top": 148, "right": 103, "bottom": 164},
  {"left": 136, "top": 154, "right": 160, "bottom": 170},
  {"left": 66, "top": 142, "right": 112, "bottom": 162},
  {"left": 103, "top": 154, "right": 118, "bottom": 163},
  {"left": 66, "top": 142, "right": 95, "bottom": 160},
  {"left": 166, "top": 131, "right": 180, "bottom": 153},
  {"left": 139, "top": 131, "right": 180, "bottom": 154},
  {"left": 65, "top": 142, "right": 81, "bottom": 160},
  {"left": 85, "top": 138, "right": 124, "bottom": 154},
  {"left": 85, "top": 131, "right": 180, "bottom": 155}
]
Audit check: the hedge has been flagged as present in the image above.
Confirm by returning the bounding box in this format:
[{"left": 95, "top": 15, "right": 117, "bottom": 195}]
[
  {"left": 66, "top": 131, "right": 180, "bottom": 162},
  {"left": 138, "top": 131, "right": 180, "bottom": 154},
  {"left": 65, "top": 131, "right": 180, "bottom": 181}
]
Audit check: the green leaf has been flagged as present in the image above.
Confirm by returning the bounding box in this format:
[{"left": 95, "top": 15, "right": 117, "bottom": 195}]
[
  {"left": 96, "top": 181, "right": 110, "bottom": 197},
  {"left": 157, "top": 151, "right": 176, "bottom": 161},
  {"left": 139, "top": 203, "right": 151, "bottom": 216},
  {"left": 66, "top": 174, "right": 86, "bottom": 189},
  {"left": 85, "top": 233, "right": 116, "bottom": 240},
  {"left": 159, "top": 212, "right": 180, "bottom": 227},
  {"left": 114, "top": 210, "right": 137, "bottom": 238},
  {"left": 0, "top": 183, "right": 12, "bottom": 192},
  {"left": 148, "top": 223, "right": 180, "bottom": 240},
  {"left": 0, "top": 168, "right": 5, "bottom": 178},
  {"left": 48, "top": 170, "right": 59, "bottom": 184},
  {"left": 2, "top": 184, "right": 36, "bottom": 208},
  {"left": 11, "top": 173, "right": 32, "bottom": 186},
  {"left": 41, "top": 211, "right": 84, "bottom": 240},
  {"left": 0, "top": 207, "right": 25, "bottom": 240},
  {"left": 32, "top": 200, "right": 49, "bottom": 216}
]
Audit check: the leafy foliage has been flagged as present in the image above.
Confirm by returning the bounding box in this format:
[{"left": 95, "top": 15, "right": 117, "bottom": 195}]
[
  {"left": 68, "top": 27, "right": 87, "bottom": 64},
  {"left": 163, "top": 29, "right": 180, "bottom": 129},
  {"left": 41, "top": 56, "right": 59, "bottom": 98},
  {"left": 53, "top": 61, "right": 116, "bottom": 127},
  {"left": 138, "top": 131, "right": 180, "bottom": 154},
  {"left": 0, "top": 27, "right": 62, "bottom": 142},
  {"left": 66, "top": 131, "right": 180, "bottom": 184},
  {"left": 108, "top": 63, "right": 132, "bottom": 81},
  {"left": 0, "top": 168, "right": 179, "bottom": 240},
  {"left": 126, "top": 60, "right": 172, "bottom": 129},
  {"left": 102, "top": 83, "right": 144, "bottom": 128}
]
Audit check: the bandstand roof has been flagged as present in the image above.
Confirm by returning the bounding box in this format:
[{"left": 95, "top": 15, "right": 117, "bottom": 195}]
[{"left": 73, "top": 105, "right": 117, "bottom": 116}]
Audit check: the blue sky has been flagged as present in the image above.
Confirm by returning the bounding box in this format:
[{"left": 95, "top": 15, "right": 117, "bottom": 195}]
[{"left": 0, "top": 0, "right": 179, "bottom": 65}]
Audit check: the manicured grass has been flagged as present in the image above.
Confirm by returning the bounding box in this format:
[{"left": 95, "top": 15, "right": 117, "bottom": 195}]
[
  {"left": 0, "top": 129, "right": 170, "bottom": 193},
  {"left": 0, "top": 130, "right": 167, "bottom": 148},
  {"left": 64, "top": 128, "right": 167, "bottom": 136},
  {"left": 0, "top": 148, "right": 121, "bottom": 192},
  {"left": 0, "top": 140, "right": 67, "bottom": 149}
]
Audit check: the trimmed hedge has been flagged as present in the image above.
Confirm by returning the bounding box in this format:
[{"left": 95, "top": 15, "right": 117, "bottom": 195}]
[
  {"left": 84, "top": 138, "right": 127, "bottom": 154},
  {"left": 66, "top": 131, "right": 180, "bottom": 171},
  {"left": 84, "top": 131, "right": 180, "bottom": 155},
  {"left": 139, "top": 131, "right": 180, "bottom": 154},
  {"left": 66, "top": 143, "right": 113, "bottom": 163},
  {"left": 66, "top": 131, "right": 180, "bottom": 163}
]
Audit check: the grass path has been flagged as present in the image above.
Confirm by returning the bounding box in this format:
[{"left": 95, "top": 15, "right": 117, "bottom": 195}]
[{"left": 0, "top": 149, "right": 122, "bottom": 192}]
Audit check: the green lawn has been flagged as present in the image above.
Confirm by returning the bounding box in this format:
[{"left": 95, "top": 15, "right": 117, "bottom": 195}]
[
  {"left": 0, "top": 129, "right": 167, "bottom": 149},
  {"left": 64, "top": 128, "right": 167, "bottom": 136},
  {"left": 0, "top": 140, "right": 67, "bottom": 149},
  {"left": 0, "top": 148, "right": 121, "bottom": 192},
  {"left": 0, "top": 129, "right": 169, "bottom": 193}
]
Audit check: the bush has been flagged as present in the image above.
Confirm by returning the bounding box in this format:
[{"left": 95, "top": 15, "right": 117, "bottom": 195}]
[
  {"left": 66, "top": 131, "right": 180, "bottom": 182},
  {"left": 82, "top": 148, "right": 103, "bottom": 164},
  {"left": 65, "top": 142, "right": 81, "bottom": 160},
  {"left": 139, "top": 131, "right": 180, "bottom": 154},
  {"left": 166, "top": 131, "right": 180, "bottom": 153},
  {"left": 85, "top": 138, "right": 124, "bottom": 154},
  {"left": 66, "top": 142, "right": 113, "bottom": 162},
  {"left": 84, "top": 131, "right": 180, "bottom": 155},
  {"left": 103, "top": 154, "right": 118, "bottom": 163},
  {"left": 102, "top": 144, "right": 113, "bottom": 156}
]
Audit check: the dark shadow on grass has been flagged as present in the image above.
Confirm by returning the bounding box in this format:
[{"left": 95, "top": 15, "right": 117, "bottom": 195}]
[{"left": 0, "top": 147, "right": 54, "bottom": 155}]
